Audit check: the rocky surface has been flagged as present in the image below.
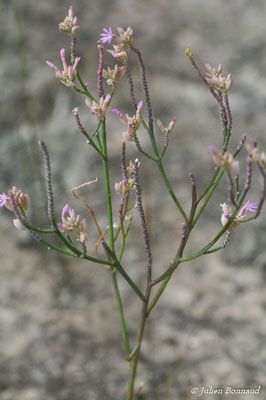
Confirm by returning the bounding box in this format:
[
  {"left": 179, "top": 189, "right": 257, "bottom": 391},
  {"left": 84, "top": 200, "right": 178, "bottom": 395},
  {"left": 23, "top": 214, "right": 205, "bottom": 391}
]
[{"left": 1, "top": 0, "right": 266, "bottom": 399}]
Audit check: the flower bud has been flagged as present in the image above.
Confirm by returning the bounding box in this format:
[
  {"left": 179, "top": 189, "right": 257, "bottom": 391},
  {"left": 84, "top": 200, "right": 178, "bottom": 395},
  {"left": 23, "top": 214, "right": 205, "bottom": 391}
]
[
  {"left": 13, "top": 218, "right": 27, "bottom": 231},
  {"left": 259, "top": 152, "right": 266, "bottom": 169}
]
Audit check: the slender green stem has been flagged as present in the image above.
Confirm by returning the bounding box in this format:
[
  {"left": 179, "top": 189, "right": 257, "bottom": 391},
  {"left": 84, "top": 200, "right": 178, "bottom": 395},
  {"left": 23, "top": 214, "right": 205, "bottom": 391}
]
[
  {"left": 181, "top": 190, "right": 249, "bottom": 263},
  {"left": 27, "top": 228, "right": 78, "bottom": 257},
  {"left": 96, "top": 133, "right": 103, "bottom": 152},
  {"left": 127, "top": 285, "right": 151, "bottom": 400},
  {"left": 223, "top": 127, "right": 231, "bottom": 152},
  {"left": 139, "top": 106, "right": 187, "bottom": 220},
  {"left": 118, "top": 224, "right": 130, "bottom": 262},
  {"left": 125, "top": 344, "right": 140, "bottom": 362},
  {"left": 87, "top": 138, "right": 105, "bottom": 158},
  {"left": 27, "top": 225, "right": 56, "bottom": 234},
  {"left": 74, "top": 87, "right": 87, "bottom": 96},
  {"left": 192, "top": 168, "right": 225, "bottom": 228},
  {"left": 103, "top": 245, "right": 145, "bottom": 302},
  {"left": 51, "top": 218, "right": 113, "bottom": 265},
  {"left": 90, "top": 121, "right": 101, "bottom": 140},
  {"left": 82, "top": 254, "right": 114, "bottom": 266},
  {"left": 133, "top": 130, "right": 157, "bottom": 161},
  {"left": 205, "top": 245, "right": 223, "bottom": 254},
  {"left": 197, "top": 167, "right": 221, "bottom": 203},
  {"left": 160, "top": 142, "right": 168, "bottom": 160},
  {"left": 101, "top": 120, "right": 114, "bottom": 250},
  {"left": 51, "top": 218, "right": 81, "bottom": 256},
  {"left": 76, "top": 71, "right": 97, "bottom": 102},
  {"left": 112, "top": 270, "right": 131, "bottom": 356},
  {"left": 135, "top": 146, "right": 157, "bottom": 161},
  {"left": 147, "top": 270, "right": 173, "bottom": 317},
  {"left": 156, "top": 159, "right": 188, "bottom": 221},
  {"left": 148, "top": 174, "right": 197, "bottom": 313}
]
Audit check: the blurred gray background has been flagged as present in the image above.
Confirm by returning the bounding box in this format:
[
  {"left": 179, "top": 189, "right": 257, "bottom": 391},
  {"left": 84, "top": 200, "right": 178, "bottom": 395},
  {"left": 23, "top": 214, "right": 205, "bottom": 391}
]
[{"left": 1, "top": 0, "right": 266, "bottom": 399}]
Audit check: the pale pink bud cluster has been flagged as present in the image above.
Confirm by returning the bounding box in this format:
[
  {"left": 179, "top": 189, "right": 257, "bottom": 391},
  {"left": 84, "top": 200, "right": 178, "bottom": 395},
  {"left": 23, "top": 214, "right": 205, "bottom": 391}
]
[
  {"left": 108, "top": 46, "right": 129, "bottom": 62},
  {"left": 209, "top": 146, "right": 239, "bottom": 177},
  {"left": 157, "top": 117, "right": 176, "bottom": 135},
  {"left": 114, "top": 26, "right": 134, "bottom": 46},
  {"left": 112, "top": 101, "right": 143, "bottom": 141},
  {"left": 58, "top": 204, "right": 87, "bottom": 244},
  {"left": 114, "top": 159, "right": 137, "bottom": 195},
  {"left": 105, "top": 26, "right": 133, "bottom": 62},
  {"left": 58, "top": 5, "right": 79, "bottom": 36},
  {"left": 0, "top": 187, "right": 30, "bottom": 231},
  {"left": 220, "top": 200, "right": 257, "bottom": 228},
  {"left": 102, "top": 65, "right": 126, "bottom": 86},
  {"left": 0, "top": 186, "right": 30, "bottom": 213},
  {"left": 127, "top": 160, "right": 135, "bottom": 175},
  {"left": 46, "top": 49, "right": 80, "bottom": 88},
  {"left": 85, "top": 94, "right": 111, "bottom": 121},
  {"left": 246, "top": 142, "right": 266, "bottom": 169},
  {"left": 114, "top": 178, "right": 134, "bottom": 195},
  {"left": 205, "top": 62, "right": 233, "bottom": 93},
  {"left": 125, "top": 215, "right": 132, "bottom": 223}
]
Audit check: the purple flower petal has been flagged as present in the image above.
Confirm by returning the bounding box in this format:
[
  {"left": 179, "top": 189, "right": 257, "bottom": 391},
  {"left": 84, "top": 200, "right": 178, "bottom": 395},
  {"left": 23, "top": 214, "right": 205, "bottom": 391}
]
[
  {"left": 62, "top": 204, "right": 69, "bottom": 214},
  {"left": 46, "top": 61, "right": 55, "bottom": 69},
  {"left": 0, "top": 192, "right": 9, "bottom": 207},
  {"left": 137, "top": 100, "right": 143, "bottom": 110},
  {"left": 244, "top": 200, "right": 258, "bottom": 213},
  {"left": 100, "top": 27, "right": 113, "bottom": 44}
]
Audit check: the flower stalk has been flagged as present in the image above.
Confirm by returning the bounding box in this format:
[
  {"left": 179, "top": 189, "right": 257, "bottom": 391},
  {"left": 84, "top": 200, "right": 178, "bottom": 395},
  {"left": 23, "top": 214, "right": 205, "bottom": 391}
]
[{"left": 1, "top": 10, "right": 265, "bottom": 400}]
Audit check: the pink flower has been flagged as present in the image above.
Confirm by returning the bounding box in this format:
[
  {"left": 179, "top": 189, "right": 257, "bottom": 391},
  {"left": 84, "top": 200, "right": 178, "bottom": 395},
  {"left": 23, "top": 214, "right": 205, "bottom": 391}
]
[
  {"left": 157, "top": 117, "right": 176, "bottom": 135},
  {"left": 102, "top": 65, "right": 126, "bottom": 86},
  {"left": 85, "top": 94, "right": 111, "bottom": 121},
  {"left": 112, "top": 101, "right": 143, "bottom": 141},
  {"left": 220, "top": 203, "right": 233, "bottom": 226},
  {"left": 205, "top": 62, "right": 232, "bottom": 93},
  {"left": 220, "top": 200, "right": 258, "bottom": 228},
  {"left": 58, "top": 204, "right": 88, "bottom": 244},
  {"left": 113, "top": 26, "right": 133, "bottom": 47},
  {"left": 246, "top": 142, "right": 266, "bottom": 169},
  {"left": 0, "top": 187, "right": 30, "bottom": 212},
  {"left": 243, "top": 200, "right": 257, "bottom": 213},
  {"left": 100, "top": 27, "right": 113, "bottom": 44},
  {"left": 0, "top": 192, "right": 9, "bottom": 208},
  {"left": 46, "top": 49, "right": 80, "bottom": 88},
  {"left": 209, "top": 146, "right": 239, "bottom": 177},
  {"left": 58, "top": 5, "right": 79, "bottom": 36},
  {"left": 107, "top": 49, "right": 128, "bottom": 62}
]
